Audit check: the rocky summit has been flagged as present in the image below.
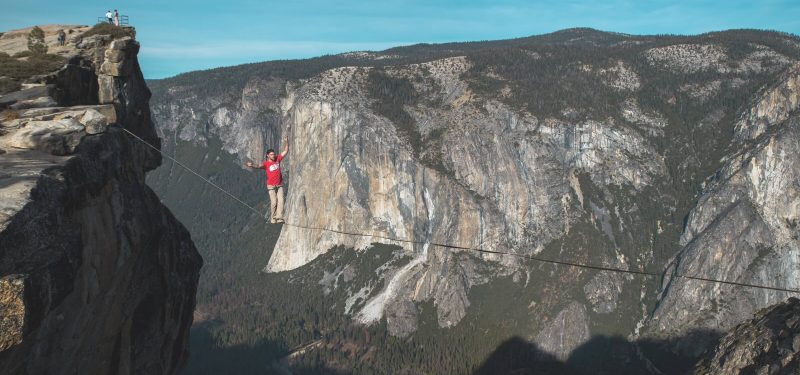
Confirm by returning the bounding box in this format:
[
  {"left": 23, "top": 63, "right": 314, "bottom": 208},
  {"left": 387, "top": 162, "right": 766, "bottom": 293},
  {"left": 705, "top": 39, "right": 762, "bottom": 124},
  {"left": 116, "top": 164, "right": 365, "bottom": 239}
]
[
  {"left": 146, "top": 28, "right": 800, "bottom": 373},
  {"left": 0, "top": 25, "right": 202, "bottom": 374}
]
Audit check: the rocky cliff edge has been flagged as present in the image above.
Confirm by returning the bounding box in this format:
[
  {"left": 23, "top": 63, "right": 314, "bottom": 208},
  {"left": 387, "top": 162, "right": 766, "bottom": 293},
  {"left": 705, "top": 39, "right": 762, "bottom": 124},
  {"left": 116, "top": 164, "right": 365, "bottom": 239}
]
[{"left": 0, "top": 25, "right": 202, "bottom": 374}]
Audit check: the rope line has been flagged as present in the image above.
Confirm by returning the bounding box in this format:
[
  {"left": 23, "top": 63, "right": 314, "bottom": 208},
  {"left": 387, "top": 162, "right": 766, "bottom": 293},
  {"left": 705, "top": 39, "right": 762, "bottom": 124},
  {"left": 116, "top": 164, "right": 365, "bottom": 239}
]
[
  {"left": 275, "top": 222, "right": 800, "bottom": 294},
  {"left": 122, "top": 127, "right": 264, "bottom": 216},
  {"left": 282, "top": 222, "right": 659, "bottom": 277},
  {"left": 120, "top": 126, "right": 800, "bottom": 295}
]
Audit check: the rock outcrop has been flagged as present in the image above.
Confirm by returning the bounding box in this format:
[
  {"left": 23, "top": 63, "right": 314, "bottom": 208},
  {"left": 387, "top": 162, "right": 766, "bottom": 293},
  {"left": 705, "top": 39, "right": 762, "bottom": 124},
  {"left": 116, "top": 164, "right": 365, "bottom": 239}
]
[
  {"left": 693, "top": 298, "right": 800, "bottom": 375},
  {"left": 0, "top": 25, "right": 201, "bottom": 374}
]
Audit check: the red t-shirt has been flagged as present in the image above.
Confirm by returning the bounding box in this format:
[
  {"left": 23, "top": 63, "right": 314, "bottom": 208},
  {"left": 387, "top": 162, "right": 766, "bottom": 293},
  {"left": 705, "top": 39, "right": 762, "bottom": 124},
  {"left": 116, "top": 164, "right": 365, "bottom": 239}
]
[{"left": 263, "top": 154, "right": 284, "bottom": 186}]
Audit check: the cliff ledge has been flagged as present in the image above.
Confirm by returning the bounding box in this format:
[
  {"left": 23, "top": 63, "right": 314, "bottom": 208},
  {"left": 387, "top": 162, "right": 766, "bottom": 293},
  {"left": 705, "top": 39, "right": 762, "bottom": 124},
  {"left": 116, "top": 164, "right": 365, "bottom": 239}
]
[{"left": 0, "top": 25, "right": 202, "bottom": 374}]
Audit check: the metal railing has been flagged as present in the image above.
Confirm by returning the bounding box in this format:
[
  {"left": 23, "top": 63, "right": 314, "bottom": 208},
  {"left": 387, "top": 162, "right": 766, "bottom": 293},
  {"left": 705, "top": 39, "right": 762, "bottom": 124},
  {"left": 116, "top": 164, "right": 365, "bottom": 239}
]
[{"left": 96, "top": 15, "right": 130, "bottom": 26}]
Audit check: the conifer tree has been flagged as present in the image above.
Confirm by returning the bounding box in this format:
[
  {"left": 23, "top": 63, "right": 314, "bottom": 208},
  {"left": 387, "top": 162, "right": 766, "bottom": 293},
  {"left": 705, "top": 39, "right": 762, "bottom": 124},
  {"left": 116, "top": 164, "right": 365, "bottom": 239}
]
[{"left": 27, "top": 26, "right": 47, "bottom": 55}]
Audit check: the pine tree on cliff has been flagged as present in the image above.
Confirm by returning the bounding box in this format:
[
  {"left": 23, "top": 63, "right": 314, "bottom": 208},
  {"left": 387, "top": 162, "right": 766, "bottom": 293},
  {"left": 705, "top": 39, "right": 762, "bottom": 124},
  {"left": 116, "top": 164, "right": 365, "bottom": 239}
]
[{"left": 27, "top": 26, "right": 47, "bottom": 55}]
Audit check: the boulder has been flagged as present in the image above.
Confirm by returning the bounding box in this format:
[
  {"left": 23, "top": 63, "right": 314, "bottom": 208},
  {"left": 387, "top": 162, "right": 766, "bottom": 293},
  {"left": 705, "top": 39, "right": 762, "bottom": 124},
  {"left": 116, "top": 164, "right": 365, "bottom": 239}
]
[
  {"left": 79, "top": 108, "right": 111, "bottom": 134},
  {"left": 8, "top": 118, "right": 86, "bottom": 155},
  {"left": 72, "top": 104, "right": 116, "bottom": 122}
]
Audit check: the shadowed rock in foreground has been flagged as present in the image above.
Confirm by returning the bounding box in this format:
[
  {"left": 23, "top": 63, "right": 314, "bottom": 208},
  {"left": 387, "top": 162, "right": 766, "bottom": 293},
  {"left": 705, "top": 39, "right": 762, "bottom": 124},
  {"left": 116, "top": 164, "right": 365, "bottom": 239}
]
[{"left": 693, "top": 297, "right": 800, "bottom": 375}]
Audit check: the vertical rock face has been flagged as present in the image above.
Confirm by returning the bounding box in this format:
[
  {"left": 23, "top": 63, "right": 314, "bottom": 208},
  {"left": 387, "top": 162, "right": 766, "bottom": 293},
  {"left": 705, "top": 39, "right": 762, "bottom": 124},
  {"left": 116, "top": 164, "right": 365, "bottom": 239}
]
[
  {"left": 0, "top": 26, "right": 201, "bottom": 374},
  {"left": 646, "top": 65, "right": 800, "bottom": 355},
  {"left": 153, "top": 57, "right": 668, "bottom": 337}
]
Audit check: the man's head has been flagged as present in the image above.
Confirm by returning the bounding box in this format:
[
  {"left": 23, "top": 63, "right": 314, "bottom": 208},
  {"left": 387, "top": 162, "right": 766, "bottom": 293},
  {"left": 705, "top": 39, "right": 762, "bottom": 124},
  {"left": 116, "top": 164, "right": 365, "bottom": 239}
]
[{"left": 265, "top": 149, "right": 276, "bottom": 161}]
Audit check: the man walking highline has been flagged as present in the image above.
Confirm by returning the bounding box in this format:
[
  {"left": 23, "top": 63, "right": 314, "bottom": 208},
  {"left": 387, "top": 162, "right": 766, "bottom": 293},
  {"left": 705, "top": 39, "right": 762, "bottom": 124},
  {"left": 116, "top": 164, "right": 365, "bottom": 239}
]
[{"left": 246, "top": 134, "right": 289, "bottom": 224}]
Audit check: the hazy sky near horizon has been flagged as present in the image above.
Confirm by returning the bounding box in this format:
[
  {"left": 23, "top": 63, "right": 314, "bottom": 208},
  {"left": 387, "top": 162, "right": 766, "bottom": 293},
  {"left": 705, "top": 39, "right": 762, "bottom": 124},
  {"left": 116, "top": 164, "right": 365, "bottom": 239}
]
[{"left": 2, "top": 0, "right": 798, "bottom": 79}]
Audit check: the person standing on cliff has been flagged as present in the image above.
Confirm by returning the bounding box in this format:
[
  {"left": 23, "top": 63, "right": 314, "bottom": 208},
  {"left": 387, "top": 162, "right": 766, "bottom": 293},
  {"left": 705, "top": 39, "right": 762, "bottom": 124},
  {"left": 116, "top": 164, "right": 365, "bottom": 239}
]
[
  {"left": 105, "top": 10, "right": 113, "bottom": 24},
  {"left": 57, "top": 30, "right": 66, "bottom": 46},
  {"left": 245, "top": 134, "right": 289, "bottom": 224},
  {"left": 114, "top": 10, "right": 120, "bottom": 26}
]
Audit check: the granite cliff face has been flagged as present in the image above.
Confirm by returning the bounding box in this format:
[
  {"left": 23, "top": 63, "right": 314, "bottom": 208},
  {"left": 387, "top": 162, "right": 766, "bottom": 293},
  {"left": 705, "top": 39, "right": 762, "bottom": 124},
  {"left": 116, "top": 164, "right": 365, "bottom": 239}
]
[
  {"left": 0, "top": 26, "right": 202, "bottom": 374},
  {"left": 148, "top": 29, "right": 800, "bottom": 370},
  {"left": 152, "top": 55, "right": 673, "bottom": 339},
  {"left": 646, "top": 64, "right": 800, "bottom": 356}
]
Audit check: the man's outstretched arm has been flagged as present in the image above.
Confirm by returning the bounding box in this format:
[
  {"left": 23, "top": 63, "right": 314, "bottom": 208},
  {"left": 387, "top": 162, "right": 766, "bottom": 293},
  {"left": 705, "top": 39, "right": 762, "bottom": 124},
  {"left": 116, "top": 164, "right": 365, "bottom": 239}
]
[
  {"left": 280, "top": 133, "right": 289, "bottom": 158},
  {"left": 245, "top": 160, "right": 265, "bottom": 169}
]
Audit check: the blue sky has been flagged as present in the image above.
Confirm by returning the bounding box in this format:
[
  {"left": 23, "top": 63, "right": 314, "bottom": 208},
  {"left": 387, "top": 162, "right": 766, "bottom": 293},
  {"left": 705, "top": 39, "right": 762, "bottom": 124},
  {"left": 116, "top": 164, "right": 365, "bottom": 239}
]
[{"left": 2, "top": 0, "right": 798, "bottom": 79}]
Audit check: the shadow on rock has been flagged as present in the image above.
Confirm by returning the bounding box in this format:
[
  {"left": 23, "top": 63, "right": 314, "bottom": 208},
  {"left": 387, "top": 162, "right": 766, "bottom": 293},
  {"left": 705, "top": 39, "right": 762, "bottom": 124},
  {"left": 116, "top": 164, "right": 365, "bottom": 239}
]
[
  {"left": 472, "top": 336, "right": 579, "bottom": 375},
  {"left": 473, "top": 329, "right": 723, "bottom": 375}
]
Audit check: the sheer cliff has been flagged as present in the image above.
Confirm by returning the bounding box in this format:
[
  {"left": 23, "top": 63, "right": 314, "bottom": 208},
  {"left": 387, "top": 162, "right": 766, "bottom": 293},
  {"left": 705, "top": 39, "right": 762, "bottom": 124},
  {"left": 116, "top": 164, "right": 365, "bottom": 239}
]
[
  {"left": 0, "top": 25, "right": 202, "bottom": 374},
  {"left": 146, "top": 28, "right": 800, "bottom": 373}
]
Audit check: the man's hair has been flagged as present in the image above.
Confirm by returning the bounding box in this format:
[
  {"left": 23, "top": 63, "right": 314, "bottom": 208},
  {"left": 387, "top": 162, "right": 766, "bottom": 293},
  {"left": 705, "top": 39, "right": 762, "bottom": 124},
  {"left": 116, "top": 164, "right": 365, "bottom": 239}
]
[{"left": 266, "top": 149, "right": 275, "bottom": 156}]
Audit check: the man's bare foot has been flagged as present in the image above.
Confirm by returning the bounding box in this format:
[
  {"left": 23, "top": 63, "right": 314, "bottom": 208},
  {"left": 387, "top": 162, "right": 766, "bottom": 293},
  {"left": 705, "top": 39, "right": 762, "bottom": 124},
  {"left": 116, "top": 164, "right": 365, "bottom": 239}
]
[
  {"left": 271, "top": 218, "right": 278, "bottom": 224},
  {"left": 275, "top": 218, "right": 285, "bottom": 223}
]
